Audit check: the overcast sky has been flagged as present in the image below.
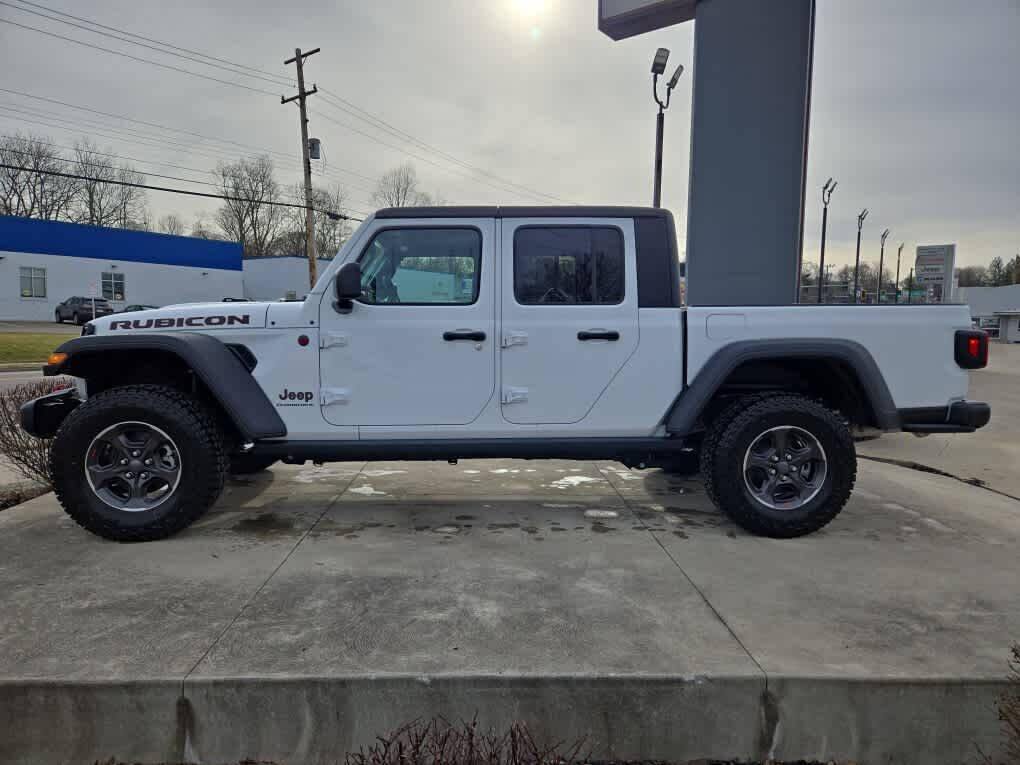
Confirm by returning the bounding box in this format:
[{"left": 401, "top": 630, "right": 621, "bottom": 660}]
[{"left": 1, "top": 0, "right": 1017, "bottom": 268}]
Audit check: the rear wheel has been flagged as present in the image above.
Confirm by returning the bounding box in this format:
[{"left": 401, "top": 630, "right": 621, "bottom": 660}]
[
  {"left": 55, "top": 310, "right": 62, "bottom": 323},
  {"left": 50, "top": 385, "right": 227, "bottom": 541},
  {"left": 701, "top": 394, "right": 855, "bottom": 538},
  {"left": 72, "top": 312, "right": 81, "bottom": 325}
]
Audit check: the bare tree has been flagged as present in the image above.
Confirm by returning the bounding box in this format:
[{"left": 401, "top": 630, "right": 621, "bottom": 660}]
[
  {"left": 371, "top": 163, "right": 436, "bottom": 207},
  {"left": 112, "top": 164, "right": 149, "bottom": 230},
  {"left": 0, "top": 133, "right": 77, "bottom": 220},
  {"left": 214, "top": 155, "right": 285, "bottom": 257},
  {"left": 275, "top": 182, "right": 352, "bottom": 258},
  {"left": 71, "top": 139, "right": 119, "bottom": 226},
  {"left": 189, "top": 211, "right": 220, "bottom": 240},
  {"left": 157, "top": 213, "right": 185, "bottom": 236}
]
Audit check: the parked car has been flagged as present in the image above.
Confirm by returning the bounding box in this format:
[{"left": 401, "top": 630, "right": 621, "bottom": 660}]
[
  {"left": 54, "top": 296, "right": 114, "bottom": 324},
  {"left": 24, "top": 206, "right": 991, "bottom": 542},
  {"left": 119, "top": 304, "right": 159, "bottom": 313}
]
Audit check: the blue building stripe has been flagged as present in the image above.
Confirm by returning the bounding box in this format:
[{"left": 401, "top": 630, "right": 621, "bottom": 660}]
[{"left": 0, "top": 215, "right": 242, "bottom": 271}]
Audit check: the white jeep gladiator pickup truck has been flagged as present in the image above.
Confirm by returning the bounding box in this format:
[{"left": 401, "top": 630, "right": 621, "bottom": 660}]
[{"left": 21, "top": 206, "right": 990, "bottom": 541}]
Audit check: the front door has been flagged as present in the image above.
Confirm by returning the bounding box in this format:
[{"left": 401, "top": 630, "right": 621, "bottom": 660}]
[
  {"left": 499, "top": 219, "right": 640, "bottom": 424},
  {"left": 319, "top": 220, "right": 496, "bottom": 426}
]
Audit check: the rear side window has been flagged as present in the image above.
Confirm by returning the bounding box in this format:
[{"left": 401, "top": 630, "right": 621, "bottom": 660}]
[
  {"left": 357, "top": 227, "right": 481, "bottom": 305},
  {"left": 513, "top": 226, "right": 624, "bottom": 305}
]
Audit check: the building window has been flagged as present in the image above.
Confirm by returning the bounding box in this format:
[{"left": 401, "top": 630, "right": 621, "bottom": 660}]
[
  {"left": 513, "top": 226, "right": 624, "bottom": 305},
  {"left": 19, "top": 267, "right": 46, "bottom": 298},
  {"left": 101, "top": 272, "right": 125, "bottom": 301}
]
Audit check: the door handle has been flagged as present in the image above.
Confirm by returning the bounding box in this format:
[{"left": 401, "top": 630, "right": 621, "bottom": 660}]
[
  {"left": 443, "top": 330, "right": 486, "bottom": 342},
  {"left": 577, "top": 330, "right": 620, "bottom": 341}
]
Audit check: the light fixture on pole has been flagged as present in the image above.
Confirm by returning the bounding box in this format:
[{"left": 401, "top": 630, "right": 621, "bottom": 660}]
[
  {"left": 650, "top": 47, "right": 683, "bottom": 208},
  {"left": 877, "top": 228, "right": 890, "bottom": 304},
  {"left": 853, "top": 209, "right": 868, "bottom": 303},
  {"left": 817, "top": 178, "right": 837, "bottom": 303},
  {"left": 895, "top": 242, "right": 904, "bottom": 304}
]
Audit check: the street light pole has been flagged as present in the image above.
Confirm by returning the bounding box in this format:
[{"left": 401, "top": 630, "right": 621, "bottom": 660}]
[
  {"left": 894, "top": 242, "right": 904, "bottom": 304},
  {"left": 650, "top": 48, "right": 683, "bottom": 208},
  {"left": 877, "top": 228, "right": 890, "bottom": 304},
  {"left": 817, "top": 178, "right": 836, "bottom": 303},
  {"left": 853, "top": 208, "right": 868, "bottom": 303},
  {"left": 907, "top": 268, "right": 914, "bottom": 305}
]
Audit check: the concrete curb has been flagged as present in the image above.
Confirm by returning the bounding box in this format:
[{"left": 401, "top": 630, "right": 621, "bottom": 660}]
[
  {"left": 0, "top": 364, "right": 42, "bottom": 373},
  {"left": 0, "top": 674, "right": 1009, "bottom": 764}
]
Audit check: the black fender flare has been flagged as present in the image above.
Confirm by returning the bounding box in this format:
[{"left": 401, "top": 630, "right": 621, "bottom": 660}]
[
  {"left": 46, "top": 333, "right": 287, "bottom": 441},
  {"left": 665, "top": 338, "right": 900, "bottom": 435}
]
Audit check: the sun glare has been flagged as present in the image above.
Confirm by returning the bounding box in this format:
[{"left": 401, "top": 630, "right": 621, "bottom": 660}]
[{"left": 513, "top": 0, "right": 546, "bottom": 17}]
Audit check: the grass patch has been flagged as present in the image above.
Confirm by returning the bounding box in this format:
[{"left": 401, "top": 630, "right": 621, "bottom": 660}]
[{"left": 0, "top": 331, "right": 78, "bottom": 364}]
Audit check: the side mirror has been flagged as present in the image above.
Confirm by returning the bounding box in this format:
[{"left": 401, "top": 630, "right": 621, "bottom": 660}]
[{"left": 333, "top": 262, "right": 362, "bottom": 314}]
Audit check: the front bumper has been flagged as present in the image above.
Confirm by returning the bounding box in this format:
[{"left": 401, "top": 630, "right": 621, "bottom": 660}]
[
  {"left": 20, "top": 388, "right": 81, "bottom": 438},
  {"left": 899, "top": 401, "right": 991, "bottom": 434}
]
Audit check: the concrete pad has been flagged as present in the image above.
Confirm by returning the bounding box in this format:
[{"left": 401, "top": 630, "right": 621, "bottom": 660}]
[{"left": 1, "top": 458, "right": 1018, "bottom": 764}]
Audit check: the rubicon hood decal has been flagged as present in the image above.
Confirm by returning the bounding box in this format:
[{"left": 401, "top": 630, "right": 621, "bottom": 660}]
[{"left": 110, "top": 314, "right": 252, "bottom": 330}]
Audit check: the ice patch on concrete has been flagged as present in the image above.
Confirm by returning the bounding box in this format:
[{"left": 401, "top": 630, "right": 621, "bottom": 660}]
[
  {"left": 490, "top": 468, "right": 521, "bottom": 474},
  {"left": 922, "top": 517, "right": 955, "bottom": 533},
  {"left": 462, "top": 469, "right": 481, "bottom": 474},
  {"left": 349, "top": 485, "right": 386, "bottom": 496},
  {"left": 542, "top": 503, "right": 583, "bottom": 508},
  {"left": 360, "top": 469, "right": 407, "bottom": 477},
  {"left": 293, "top": 466, "right": 360, "bottom": 483},
  {"left": 584, "top": 509, "right": 619, "bottom": 519},
  {"left": 550, "top": 475, "right": 603, "bottom": 489}
]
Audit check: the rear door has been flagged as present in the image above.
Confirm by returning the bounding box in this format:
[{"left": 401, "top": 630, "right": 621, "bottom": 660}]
[{"left": 499, "top": 218, "right": 639, "bottom": 424}]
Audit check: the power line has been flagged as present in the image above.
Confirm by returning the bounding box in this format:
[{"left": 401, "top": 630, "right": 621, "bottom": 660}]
[
  {"left": 0, "top": 108, "right": 379, "bottom": 201},
  {"left": 3, "top": 3, "right": 565, "bottom": 204},
  {"left": 0, "top": 18, "right": 280, "bottom": 96},
  {"left": 0, "top": 162, "right": 364, "bottom": 220},
  {"left": 317, "top": 87, "right": 569, "bottom": 204},
  {"left": 1, "top": 0, "right": 295, "bottom": 89},
  {"left": 0, "top": 88, "right": 381, "bottom": 188},
  {"left": 7, "top": 0, "right": 295, "bottom": 86}
]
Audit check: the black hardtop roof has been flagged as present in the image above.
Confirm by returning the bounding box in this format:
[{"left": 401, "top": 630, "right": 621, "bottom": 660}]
[{"left": 374, "top": 206, "right": 673, "bottom": 221}]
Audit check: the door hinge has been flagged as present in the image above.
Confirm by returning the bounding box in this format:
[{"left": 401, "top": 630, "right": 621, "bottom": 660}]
[
  {"left": 501, "top": 387, "right": 528, "bottom": 404},
  {"left": 321, "top": 387, "right": 350, "bottom": 406},
  {"left": 501, "top": 331, "right": 528, "bottom": 348},
  {"left": 320, "top": 332, "right": 349, "bottom": 349}
]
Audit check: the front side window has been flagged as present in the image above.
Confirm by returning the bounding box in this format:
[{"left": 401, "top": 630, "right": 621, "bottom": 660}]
[
  {"left": 513, "top": 226, "right": 624, "bottom": 305},
  {"left": 357, "top": 228, "right": 481, "bottom": 305},
  {"left": 19, "top": 267, "right": 46, "bottom": 298},
  {"left": 102, "top": 272, "right": 125, "bottom": 301}
]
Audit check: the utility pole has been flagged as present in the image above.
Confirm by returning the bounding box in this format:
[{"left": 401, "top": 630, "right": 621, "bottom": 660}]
[
  {"left": 282, "top": 47, "right": 320, "bottom": 289},
  {"left": 853, "top": 208, "right": 868, "bottom": 303},
  {"left": 894, "top": 242, "right": 904, "bottom": 304},
  {"left": 817, "top": 178, "right": 836, "bottom": 303},
  {"left": 907, "top": 268, "right": 914, "bottom": 304}
]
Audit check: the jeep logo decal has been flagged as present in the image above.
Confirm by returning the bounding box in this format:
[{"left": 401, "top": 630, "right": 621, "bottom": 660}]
[
  {"left": 277, "top": 388, "right": 315, "bottom": 407},
  {"left": 109, "top": 315, "right": 251, "bottom": 330}
]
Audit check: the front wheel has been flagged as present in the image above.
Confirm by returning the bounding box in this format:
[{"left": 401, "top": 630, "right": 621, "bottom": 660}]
[
  {"left": 55, "top": 310, "right": 63, "bottom": 323},
  {"left": 50, "top": 385, "right": 227, "bottom": 541},
  {"left": 701, "top": 394, "right": 856, "bottom": 538},
  {"left": 72, "top": 312, "right": 81, "bottom": 325}
]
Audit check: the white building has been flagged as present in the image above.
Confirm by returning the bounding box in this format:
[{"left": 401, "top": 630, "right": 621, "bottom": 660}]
[
  {"left": 242, "top": 255, "right": 334, "bottom": 301},
  {"left": 957, "top": 284, "right": 1020, "bottom": 342},
  {"left": 1, "top": 215, "right": 243, "bottom": 321}
]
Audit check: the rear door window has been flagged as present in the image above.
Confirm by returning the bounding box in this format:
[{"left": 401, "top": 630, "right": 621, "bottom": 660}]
[{"left": 513, "top": 226, "right": 624, "bottom": 305}]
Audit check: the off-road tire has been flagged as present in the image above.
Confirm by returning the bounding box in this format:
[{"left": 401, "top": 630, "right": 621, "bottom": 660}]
[
  {"left": 229, "top": 453, "right": 277, "bottom": 475},
  {"left": 50, "top": 385, "right": 227, "bottom": 542},
  {"left": 701, "top": 394, "right": 855, "bottom": 538}
]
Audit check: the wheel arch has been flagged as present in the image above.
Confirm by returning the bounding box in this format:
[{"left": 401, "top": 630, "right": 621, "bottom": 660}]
[
  {"left": 46, "top": 333, "right": 286, "bottom": 441},
  {"left": 666, "top": 338, "right": 899, "bottom": 435}
]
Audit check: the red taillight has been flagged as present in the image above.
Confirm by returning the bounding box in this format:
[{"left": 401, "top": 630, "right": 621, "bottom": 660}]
[{"left": 955, "top": 330, "right": 988, "bottom": 369}]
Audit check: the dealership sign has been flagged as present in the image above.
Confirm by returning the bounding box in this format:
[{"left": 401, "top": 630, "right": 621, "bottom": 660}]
[
  {"left": 598, "top": 0, "right": 696, "bottom": 39},
  {"left": 914, "top": 244, "right": 956, "bottom": 300}
]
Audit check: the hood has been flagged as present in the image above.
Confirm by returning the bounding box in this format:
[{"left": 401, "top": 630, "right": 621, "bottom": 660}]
[{"left": 89, "top": 302, "right": 271, "bottom": 334}]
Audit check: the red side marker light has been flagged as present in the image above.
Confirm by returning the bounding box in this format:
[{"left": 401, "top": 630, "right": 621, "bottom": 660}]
[{"left": 298, "top": 335, "right": 310, "bottom": 347}]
